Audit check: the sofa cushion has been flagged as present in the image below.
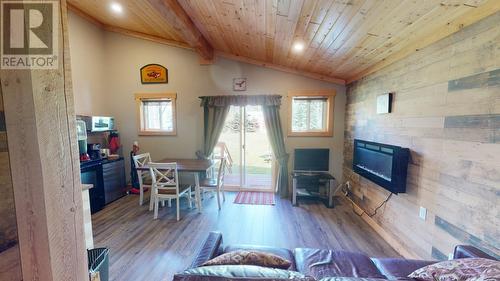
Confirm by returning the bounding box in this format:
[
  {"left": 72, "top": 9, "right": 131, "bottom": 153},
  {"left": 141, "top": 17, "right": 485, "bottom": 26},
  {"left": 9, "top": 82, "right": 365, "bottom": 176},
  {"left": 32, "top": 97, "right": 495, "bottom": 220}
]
[
  {"left": 371, "top": 258, "right": 436, "bottom": 279},
  {"left": 224, "top": 244, "right": 296, "bottom": 270},
  {"left": 408, "top": 258, "right": 500, "bottom": 281},
  {"left": 294, "top": 248, "right": 386, "bottom": 279},
  {"left": 173, "top": 265, "right": 315, "bottom": 281},
  {"left": 202, "top": 250, "right": 292, "bottom": 269}
]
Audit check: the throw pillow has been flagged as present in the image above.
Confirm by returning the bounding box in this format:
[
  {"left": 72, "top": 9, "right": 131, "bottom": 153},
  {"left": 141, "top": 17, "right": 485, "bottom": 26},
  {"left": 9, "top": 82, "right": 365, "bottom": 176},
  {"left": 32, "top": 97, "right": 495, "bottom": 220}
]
[
  {"left": 202, "top": 250, "right": 292, "bottom": 269},
  {"left": 408, "top": 258, "right": 500, "bottom": 281}
]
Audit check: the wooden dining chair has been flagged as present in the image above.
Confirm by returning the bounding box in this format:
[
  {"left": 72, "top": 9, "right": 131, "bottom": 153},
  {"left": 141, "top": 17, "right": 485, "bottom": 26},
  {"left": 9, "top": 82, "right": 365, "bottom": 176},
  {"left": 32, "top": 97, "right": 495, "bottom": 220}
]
[
  {"left": 200, "top": 157, "right": 227, "bottom": 210},
  {"left": 149, "top": 162, "right": 192, "bottom": 220},
  {"left": 132, "top": 152, "right": 152, "bottom": 206}
]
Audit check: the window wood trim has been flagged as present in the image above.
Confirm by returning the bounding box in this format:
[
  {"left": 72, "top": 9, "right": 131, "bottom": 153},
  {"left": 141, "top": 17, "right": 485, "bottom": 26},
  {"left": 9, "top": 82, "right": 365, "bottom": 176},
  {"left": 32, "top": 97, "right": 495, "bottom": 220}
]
[
  {"left": 287, "top": 90, "right": 336, "bottom": 137},
  {"left": 135, "top": 92, "right": 177, "bottom": 136}
]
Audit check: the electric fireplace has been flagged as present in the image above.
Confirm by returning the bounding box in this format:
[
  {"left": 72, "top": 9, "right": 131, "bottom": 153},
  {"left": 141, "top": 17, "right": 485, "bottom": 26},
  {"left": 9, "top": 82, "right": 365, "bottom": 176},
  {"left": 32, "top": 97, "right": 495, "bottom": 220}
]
[{"left": 352, "top": 139, "right": 409, "bottom": 194}]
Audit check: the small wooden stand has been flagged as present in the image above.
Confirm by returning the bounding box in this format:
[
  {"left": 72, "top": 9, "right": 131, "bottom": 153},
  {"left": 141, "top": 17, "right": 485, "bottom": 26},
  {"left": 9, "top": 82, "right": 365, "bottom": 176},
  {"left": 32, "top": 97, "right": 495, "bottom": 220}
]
[{"left": 292, "top": 172, "right": 336, "bottom": 208}]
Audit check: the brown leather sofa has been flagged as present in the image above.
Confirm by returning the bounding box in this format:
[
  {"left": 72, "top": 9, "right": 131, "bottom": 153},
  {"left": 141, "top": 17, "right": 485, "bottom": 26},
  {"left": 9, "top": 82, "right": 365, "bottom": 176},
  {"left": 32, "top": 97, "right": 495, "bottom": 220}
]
[{"left": 173, "top": 232, "right": 498, "bottom": 281}]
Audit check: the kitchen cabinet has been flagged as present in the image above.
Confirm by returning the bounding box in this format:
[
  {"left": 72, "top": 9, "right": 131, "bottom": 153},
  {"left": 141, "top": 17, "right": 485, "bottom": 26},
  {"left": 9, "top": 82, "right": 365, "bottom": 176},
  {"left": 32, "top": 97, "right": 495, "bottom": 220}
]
[
  {"left": 102, "top": 159, "right": 126, "bottom": 204},
  {"left": 80, "top": 158, "right": 126, "bottom": 214}
]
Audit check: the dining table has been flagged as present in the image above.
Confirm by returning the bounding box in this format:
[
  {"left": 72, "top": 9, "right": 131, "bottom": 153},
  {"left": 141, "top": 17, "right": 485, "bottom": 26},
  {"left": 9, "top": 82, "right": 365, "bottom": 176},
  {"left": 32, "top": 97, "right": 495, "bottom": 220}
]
[{"left": 136, "top": 158, "right": 213, "bottom": 212}]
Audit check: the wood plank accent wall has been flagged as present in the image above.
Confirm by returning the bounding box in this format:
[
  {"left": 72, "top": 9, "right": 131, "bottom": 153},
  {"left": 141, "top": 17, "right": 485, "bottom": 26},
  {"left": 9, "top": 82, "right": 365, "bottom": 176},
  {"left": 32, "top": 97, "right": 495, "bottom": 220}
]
[
  {"left": 343, "top": 12, "right": 500, "bottom": 260},
  {"left": 0, "top": 87, "right": 22, "bottom": 281}
]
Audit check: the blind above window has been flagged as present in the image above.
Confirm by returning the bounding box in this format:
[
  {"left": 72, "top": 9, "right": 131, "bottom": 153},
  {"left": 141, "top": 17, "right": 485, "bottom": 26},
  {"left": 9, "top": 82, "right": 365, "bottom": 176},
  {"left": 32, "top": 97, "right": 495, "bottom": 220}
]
[
  {"left": 141, "top": 99, "right": 172, "bottom": 104},
  {"left": 292, "top": 96, "right": 328, "bottom": 101}
]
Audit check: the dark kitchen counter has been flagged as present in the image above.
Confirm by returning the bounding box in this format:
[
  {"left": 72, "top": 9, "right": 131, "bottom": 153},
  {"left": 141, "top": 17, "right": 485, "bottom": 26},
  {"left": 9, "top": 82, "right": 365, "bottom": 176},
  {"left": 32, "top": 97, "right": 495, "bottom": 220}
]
[{"left": 79, "top": 157, "right": 124, "bottom": 170}]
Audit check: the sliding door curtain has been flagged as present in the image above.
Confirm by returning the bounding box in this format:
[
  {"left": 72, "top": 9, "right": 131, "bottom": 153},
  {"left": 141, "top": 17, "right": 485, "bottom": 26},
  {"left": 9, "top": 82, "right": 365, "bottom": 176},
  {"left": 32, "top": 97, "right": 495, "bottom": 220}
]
[{"left": 198, "top": 95, "right": 289, "bottom": 196}]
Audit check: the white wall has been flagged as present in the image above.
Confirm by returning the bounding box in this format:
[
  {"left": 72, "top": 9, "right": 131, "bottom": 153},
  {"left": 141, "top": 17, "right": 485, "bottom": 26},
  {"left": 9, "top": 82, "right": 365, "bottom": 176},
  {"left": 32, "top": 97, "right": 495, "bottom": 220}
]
[
  {"left": 69, "top": 11, "right": 346, "bottom": 184},
  {"left": 68, "top": 12, "right": 106, "bottom": 116}
]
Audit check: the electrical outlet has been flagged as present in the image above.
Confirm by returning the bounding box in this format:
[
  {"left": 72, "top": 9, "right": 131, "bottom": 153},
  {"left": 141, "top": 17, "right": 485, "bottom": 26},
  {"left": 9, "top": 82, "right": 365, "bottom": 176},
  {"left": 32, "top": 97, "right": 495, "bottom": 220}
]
[
  {"left": 448, "top": 253, "right": 454, "bottom": 260},
  {"left": 419, "top": 206, "right": 427, "bottom": 220}
]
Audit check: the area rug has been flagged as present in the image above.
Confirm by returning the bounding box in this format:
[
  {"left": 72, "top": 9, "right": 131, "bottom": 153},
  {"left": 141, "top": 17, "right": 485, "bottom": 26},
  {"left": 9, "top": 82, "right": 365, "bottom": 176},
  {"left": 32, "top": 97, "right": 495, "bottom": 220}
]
[{"left": 234, "top": 191, "right": 275, "bottom": 205}]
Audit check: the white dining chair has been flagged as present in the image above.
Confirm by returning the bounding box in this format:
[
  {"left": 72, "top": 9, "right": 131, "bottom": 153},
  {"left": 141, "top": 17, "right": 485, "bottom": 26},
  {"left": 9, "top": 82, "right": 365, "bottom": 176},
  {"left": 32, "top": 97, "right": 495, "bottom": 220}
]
[
  {"left": 149, "top": 162, "right": 192, "bottom": 220},
  {"left": 200, "top": 157, "right": 227, "bottom": 210},
  {"left": 133, "top": 152, "right": 152, "bottom": 206}
]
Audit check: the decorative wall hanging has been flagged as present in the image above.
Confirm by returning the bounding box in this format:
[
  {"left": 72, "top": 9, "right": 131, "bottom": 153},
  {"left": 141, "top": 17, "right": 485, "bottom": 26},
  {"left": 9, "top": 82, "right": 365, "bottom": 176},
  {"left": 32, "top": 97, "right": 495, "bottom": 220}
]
[
  {"left": 140, "top": 64, "right": 168, "bottom": 84},
  {"left": 377, "top": 93, "right": 393, "bottom": 114},
  {"left": 233, "top": 78, "right": 247, "bottom": 91}
]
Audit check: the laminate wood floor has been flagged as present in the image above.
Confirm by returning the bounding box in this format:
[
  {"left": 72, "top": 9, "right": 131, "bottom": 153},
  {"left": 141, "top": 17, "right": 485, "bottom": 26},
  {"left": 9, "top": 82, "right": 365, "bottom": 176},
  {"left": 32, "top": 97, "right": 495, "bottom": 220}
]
[{"left": 92, "top": 192, "right": 400, "bottom": 281}]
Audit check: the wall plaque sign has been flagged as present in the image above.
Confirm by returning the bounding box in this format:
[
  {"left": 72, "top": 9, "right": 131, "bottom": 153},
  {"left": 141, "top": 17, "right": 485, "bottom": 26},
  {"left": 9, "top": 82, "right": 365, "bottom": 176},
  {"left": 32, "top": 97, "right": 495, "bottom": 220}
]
[{"left": 140, "top": 64, "right": 168, "bottom": 84}]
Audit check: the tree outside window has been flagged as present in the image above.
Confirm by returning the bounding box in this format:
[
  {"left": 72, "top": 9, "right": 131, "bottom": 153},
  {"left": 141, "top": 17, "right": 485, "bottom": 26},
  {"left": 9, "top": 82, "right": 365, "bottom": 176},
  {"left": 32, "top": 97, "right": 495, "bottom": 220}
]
[{"left": 288, "top": 90, "right": 335, "bottom": 137}]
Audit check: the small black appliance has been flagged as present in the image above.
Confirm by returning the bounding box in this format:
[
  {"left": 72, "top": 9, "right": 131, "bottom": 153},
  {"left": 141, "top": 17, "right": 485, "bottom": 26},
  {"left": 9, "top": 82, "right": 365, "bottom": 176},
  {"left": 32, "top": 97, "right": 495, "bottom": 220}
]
[{"left": 87, "top": 143, "right": 102, "bottom": 160}]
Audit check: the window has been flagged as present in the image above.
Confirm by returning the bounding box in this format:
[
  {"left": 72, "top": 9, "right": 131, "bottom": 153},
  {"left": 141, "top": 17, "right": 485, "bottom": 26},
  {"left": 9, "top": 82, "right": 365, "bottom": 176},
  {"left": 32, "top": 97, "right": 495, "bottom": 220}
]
[
  {"left": 288, "top": 90, "right": 335, "bottom": 137},
  {"left": 135, "top": 93, "right": 177, "bottom": 135}
]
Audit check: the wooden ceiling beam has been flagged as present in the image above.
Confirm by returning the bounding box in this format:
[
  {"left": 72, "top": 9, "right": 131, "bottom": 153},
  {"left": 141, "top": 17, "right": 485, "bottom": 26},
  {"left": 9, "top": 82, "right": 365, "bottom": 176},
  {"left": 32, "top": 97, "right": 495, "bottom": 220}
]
[
  {"left": 148, "top": 0, "right": 214, "bottom": 61},
  {"left": 104, "top": 26, "right": 192, "bottom": 50},
  {"left": 346, "top": 0, "right": 500, "bottom": 84}
]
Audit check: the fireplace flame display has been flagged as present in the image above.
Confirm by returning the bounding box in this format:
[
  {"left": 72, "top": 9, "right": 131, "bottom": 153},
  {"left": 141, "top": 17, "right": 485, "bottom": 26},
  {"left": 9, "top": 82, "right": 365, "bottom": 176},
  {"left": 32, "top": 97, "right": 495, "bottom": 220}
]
[
  {"left": 355, "top": 164, "right": 392, "bottom": 182},
  {"left": 352, "top": 139, "right": 409, "bottom": 194}
]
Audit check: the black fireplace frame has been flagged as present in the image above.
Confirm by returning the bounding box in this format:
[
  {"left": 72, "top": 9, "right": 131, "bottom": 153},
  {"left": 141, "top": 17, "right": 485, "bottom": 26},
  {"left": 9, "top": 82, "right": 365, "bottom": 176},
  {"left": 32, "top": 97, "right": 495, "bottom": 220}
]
[{"left": 352, "top": 139, "right": 409, "bottom": 194}]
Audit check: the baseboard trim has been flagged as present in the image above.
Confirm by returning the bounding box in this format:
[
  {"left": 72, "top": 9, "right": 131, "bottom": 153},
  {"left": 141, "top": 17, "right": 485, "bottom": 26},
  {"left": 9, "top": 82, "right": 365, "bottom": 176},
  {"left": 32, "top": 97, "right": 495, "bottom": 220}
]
[{"left": 343, "top": 194, "right": 421, "bottom": 259}]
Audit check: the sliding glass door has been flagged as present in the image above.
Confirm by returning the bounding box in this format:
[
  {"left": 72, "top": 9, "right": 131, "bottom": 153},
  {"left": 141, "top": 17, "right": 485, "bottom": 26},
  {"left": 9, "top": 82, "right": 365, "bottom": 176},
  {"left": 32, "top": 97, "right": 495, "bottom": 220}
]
[{"left": 215, "top": 105, "right": 275, "bottom": 191}]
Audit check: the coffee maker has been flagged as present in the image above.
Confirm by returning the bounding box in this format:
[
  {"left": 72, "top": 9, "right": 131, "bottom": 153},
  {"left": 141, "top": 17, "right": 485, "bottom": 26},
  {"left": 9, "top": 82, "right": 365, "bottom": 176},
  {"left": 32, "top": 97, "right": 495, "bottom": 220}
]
[{"left": 87, "top": 143, "right": 101, "bottom": 160}]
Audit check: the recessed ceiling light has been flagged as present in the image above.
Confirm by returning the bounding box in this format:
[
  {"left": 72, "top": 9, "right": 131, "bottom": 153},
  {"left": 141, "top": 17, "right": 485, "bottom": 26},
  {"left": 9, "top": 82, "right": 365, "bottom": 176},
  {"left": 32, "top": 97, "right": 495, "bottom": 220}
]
[
  {"left": 110, "top": 2, "right": 123, "bottom": 14},
  {"left": 292, "top": 41, "right": 305, "bottom": 53}
]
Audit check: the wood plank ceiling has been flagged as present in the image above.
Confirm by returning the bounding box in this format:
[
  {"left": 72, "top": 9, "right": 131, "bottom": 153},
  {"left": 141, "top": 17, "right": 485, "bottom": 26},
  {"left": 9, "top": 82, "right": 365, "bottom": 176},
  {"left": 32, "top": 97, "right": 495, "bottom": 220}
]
[{"left": 67, "top": 0, "right": 500, "bottom": 84}]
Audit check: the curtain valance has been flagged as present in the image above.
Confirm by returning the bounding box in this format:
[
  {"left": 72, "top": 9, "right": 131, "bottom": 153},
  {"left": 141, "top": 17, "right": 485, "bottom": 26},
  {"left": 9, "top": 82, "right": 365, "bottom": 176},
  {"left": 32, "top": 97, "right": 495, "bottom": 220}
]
[{"left": 199, "top": 95, "right": 282, "bottom": 107}]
